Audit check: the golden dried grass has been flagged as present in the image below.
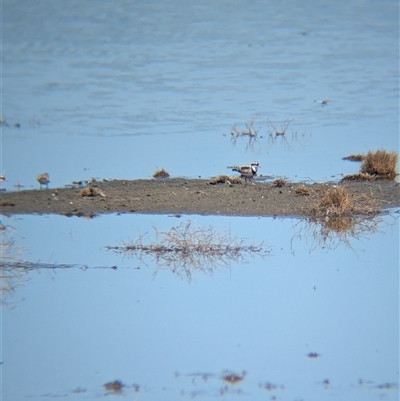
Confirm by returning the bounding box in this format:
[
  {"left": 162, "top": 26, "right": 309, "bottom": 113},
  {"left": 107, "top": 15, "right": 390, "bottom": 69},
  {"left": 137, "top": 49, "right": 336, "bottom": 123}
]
[
  {"left": 294, "top": 184, "right": 310, "bottom": 196},
  {"left": 311, "top": 186, "right": 379, "bottom": 218},
  {"left": 341, "top": 172, "right": 375, "bottom": 182},
  {"left": 80, "top": 187, "right": 100, "bottom": 197},
  {"left": 209, "top": 175, "right": 242, "bottom": 185},
  {"left": 360, "top": 150, "right": 398, "bottom": 179},
  {"left": 153, "top": 167, "right": 170, "bottom": 178},
  {"left": 272, "top": 178, "right": 287, "bottom": 188}
]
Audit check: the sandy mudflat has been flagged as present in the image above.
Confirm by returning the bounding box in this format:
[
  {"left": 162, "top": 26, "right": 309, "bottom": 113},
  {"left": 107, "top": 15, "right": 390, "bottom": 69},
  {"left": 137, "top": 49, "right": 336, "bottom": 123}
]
[{"left": 0, "top": 178, "right": 399, "bottom": 218}]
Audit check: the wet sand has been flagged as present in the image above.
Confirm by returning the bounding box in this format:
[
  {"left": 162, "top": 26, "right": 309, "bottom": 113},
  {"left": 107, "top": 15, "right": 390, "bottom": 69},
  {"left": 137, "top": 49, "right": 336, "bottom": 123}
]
[{"left": 0, "top": 178, "right": 399, "bottom": 218}]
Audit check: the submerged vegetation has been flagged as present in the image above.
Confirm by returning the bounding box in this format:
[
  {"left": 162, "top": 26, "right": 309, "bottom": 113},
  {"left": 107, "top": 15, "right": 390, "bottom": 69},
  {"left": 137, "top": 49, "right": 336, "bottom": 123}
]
[
  {"left": 106, "top": 220, "right": 269, "bottom": 281},
  {"left": 342, "top": 149, "right": 398, "bottom": 181}
]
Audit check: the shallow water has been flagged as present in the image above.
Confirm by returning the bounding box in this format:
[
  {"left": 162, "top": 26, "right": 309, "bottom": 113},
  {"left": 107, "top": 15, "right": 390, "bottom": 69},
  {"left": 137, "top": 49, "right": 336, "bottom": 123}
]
[
  {"left": 1, "top": 212, "right": 399, "bottom": 400},
  {"left": 1, "top": 0, "right": 399, "bottom": 188}
]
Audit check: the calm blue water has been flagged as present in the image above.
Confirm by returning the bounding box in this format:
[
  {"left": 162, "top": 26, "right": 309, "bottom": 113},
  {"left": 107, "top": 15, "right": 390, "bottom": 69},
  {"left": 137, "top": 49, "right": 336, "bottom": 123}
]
[
  {"left": 1, "top": 213, "right": 399, "bottom": 400},
  {"left": 1, "top": 1, "right": 399, "bottom": 400},
  {"left": 1, "top": 0, "right": 399, "bottom": 188}
]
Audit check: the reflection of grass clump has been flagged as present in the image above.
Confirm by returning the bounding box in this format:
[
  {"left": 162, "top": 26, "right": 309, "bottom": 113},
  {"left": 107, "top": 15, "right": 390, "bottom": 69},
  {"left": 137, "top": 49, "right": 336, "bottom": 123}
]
[
  {"left": 209, "top": 175, "right": 242, "bottom": 185},
  {"left": 1, "top": 229, "right": 28, "bottom": 303},
  {"left": 295, "top": 186, "right": 382, "bottom": 251},
  {"left": 106, "top": 221, "right": 269, "bottom": 281},
  {"left": 342, "top": 149, "right": 398, "bottom": 181},
  {"left": 153, "top": 167, "right": 170, "bottom": 178},
  {"left": 292, "top": 214, "right": 381, "bottom": 251}
]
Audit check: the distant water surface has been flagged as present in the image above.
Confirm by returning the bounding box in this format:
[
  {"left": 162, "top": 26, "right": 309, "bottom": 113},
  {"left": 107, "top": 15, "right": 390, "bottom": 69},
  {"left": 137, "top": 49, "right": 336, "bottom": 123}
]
[{"left": 1, "top": 0, "right": 399, "bottom": 188}]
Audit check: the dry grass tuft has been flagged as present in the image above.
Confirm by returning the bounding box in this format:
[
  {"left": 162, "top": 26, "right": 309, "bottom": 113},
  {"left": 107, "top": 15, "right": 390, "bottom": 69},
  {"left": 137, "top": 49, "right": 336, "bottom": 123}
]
[
  {"left": 311, "top": 186, "right": 379, "bottom": 219},
  {"left": 272, "top": 178, "right": 287, "bottom": 188},
  {"left": 360, "top": 150, "right": 398, "bottom": 179},
  {"left": 294, "top": 184, "right": 310, "bottom": 196},
  {"left": 153, "top": 167, "right": 170, "bottom": 178},
  {"left": 317, "top": 186, "right": 352, "bottom": 216},
  {"left": 209, "top": 175, "right": 242, "bottom": 185},
  {"left": 80, "top": 187, "right": 100, "bottom": 197},
  {"left": 341, "top": 172, "right": 375, "bottom": 182},
  {"left": 342, "top": 154, "right": 365, "bottom": 162},
  {"left": 0, "top": 200, "right": 15, "bottom": 207}
]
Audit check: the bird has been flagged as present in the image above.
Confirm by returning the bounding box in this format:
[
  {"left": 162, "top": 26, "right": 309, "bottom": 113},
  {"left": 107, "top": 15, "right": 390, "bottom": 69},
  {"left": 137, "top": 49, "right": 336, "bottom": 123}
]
[
  {"left": 0, "top": 174, "right": 6, "bottom": 182},
  {"left": 227, "top": 161, "right": 261, "bottom": 183},
  {"left": 37, "top": 173, "right": 50, "bottom": 189}
]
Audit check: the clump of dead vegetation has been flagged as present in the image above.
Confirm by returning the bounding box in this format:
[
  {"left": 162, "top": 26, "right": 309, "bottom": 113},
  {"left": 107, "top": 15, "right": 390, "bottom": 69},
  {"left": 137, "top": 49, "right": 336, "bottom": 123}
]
[
  {"left": 294, "top": 184, "right": 310, "bottom": 196},
  {"left": 361, "top": 150, "right": 398, "bottom": 179},
  {"left": 272, "top": 178, "right": 287, "bottom": 188},
  {"left": 342, "top": 149, "right": 398, "bottom": 181},
  {"left": 80, "top": 187, "right": 101, "bottom": 197},
  {"left": 293, "top": 185, "right": 382, "bottom": 251},
  {"left": 311, "top": 186, "right": 379, "bottom": 219},
  {"left": 341, "top": 172, "right": 375, "bottom": 181},
  {"left": 153, "top": 167, "right": 170, "bottom": 178},
  {"left": 342, "top": 153, "right": 365, "bottom": 162},
  {"left": 209, "top": 175, "right": 243, "bottom": 185},
  {"left": 106, "top": 220, "right": 269, "bottom": 281},
  {"left": 103, "top": 380, "right": 124, "bottom": 393},
  {"left": 0, "top": 200, "right": 15, "bottom": 207},
  {"left": 221, "top": 371, "right": 246, "bottom": 384}
]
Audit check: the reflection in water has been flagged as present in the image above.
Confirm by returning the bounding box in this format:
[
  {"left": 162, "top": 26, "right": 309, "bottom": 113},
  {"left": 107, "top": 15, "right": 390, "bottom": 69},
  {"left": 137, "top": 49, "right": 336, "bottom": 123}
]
[
  {"left": 228, "top": 118, "right": 311, "bottom": 152},
  {"left": 230, "top": 120, "right": 260, "bottom": 150},
  {"left": 1, "top": 227, "right": 27, "bottom": 302},
  {"left": 292, "top": 215, "right": 383, "bottom": 252},
  {"left": 106, "top": 220, "right": 269, "bottom": 281},
  {"left": 290, "top": 184, "right": 391, "bottom": 251},
  {"left": 0, "top": 226, "right": 116, "bottom": 303},
  {"left": 176, "top": 370, "right": 247, "bottom": 398}
]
